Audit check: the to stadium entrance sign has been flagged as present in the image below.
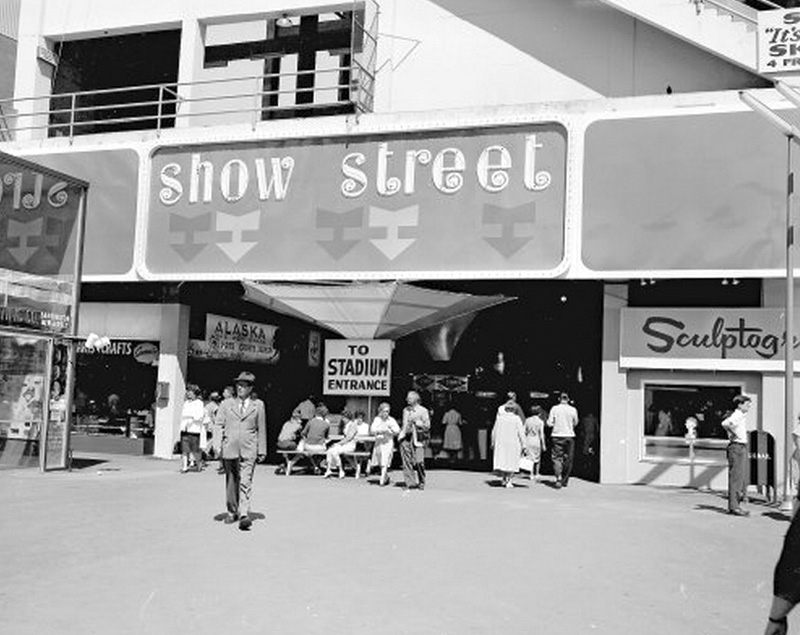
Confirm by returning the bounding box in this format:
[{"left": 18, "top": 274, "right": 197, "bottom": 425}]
[{"left": 323, "top": 340, "right": 393, "bottom": 397}]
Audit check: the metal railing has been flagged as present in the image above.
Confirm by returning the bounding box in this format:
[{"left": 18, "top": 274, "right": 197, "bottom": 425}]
[
  {"left": 0, "top": 62, "right": 375, "bottom": 141},
  {"left": 694, "top": 0, "right": 784, "bottom": 24}
]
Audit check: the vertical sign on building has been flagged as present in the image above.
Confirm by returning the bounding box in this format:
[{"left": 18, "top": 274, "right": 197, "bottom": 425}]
[
  {"left": 323, "top": 340, "right": 393, "bottom": 396},
  {"left": 0, "top": 151, "right": 89, "bottom": 471},
  {"left": 758, "top": 9, "right": 800, "bottom": 73}
]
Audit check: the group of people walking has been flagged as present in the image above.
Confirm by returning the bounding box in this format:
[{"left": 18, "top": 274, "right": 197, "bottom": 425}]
[
  {"left": 179, "top": 369, "right": 585, "bottom": 530},
  {"left": 491, "top": 391, "right": 578, "bottom": 489}
]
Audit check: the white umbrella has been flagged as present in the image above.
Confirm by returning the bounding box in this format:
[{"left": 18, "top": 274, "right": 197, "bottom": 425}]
[{"left": 241, "top": 280, "right": 514, "bottom": 341}]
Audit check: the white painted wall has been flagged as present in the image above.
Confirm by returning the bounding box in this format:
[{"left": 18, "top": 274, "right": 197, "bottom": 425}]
[{"left": 13, "top": 0, "right": 766, "bottom": 135}]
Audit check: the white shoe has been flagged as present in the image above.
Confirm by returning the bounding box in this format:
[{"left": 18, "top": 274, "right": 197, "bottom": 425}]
[{"left": 505, "top": 481, "right": 514, "bottom": 489}]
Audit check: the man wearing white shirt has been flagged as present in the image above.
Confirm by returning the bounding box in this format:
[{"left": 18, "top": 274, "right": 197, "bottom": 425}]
[
  {"left": 721, "top": 394, "right": 751, "bottom": 517},
  {"left": 547, "top": 393, "right": 579, "bottom": 489}
]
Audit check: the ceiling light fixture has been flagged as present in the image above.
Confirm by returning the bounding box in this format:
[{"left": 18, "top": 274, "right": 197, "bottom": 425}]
[{"left": 276, "top": 13, "right": 294, "bottom": 28}]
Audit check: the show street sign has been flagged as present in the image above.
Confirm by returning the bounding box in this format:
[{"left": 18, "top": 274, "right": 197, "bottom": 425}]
[
  {"left": 143, "top": 124, "right": 567, "bottom": 280},
  {"left": 621, "top": 308, "right": 800, "bottom": 371}
]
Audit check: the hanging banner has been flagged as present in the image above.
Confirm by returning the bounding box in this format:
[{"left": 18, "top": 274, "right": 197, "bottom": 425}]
[
  {"left": 189, "top": 313, "right": 279, "bottom": 363},
  {"left": 144, "top": 124, "right": 568, "bottom": 279},
  {"left": 324, "top": 339, "right": 393, "bottom": 396},
  {"left": 758, "top": 9, "right": 800, "bottom": 73}
]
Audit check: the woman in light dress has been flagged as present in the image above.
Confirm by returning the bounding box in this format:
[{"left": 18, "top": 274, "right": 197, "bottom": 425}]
[
  {"left": 324, "top": 410, "right": 357, "bottom": 479},
  {"left": 523, "top": 405, "right": 546, "bottom": 481},
  {"left": 441, "top": 403, "right": 463, "bottom": 461},
  {"left": 370, "top": 402, "right": 400, "bottom": 486},
  {"left": 491, "top": 392, "right": 526, "bottom": 488}
]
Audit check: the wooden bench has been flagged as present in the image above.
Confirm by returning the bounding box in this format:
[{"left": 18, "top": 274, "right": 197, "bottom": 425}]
[{"left": 277, "top": 449, "right": 374, "bottom": 478}]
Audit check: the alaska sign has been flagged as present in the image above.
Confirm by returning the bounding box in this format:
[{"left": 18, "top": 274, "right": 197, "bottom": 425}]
[{"left": 144, "top": 124, "right": 567, "bottom": 279}]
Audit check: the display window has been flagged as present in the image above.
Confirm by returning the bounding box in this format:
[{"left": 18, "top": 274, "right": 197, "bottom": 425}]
[
  {"left": 642, "top": 382, "right": 744, "bottom": 463},
  {"left": 73, "top": 340, "right": 159, "bottom": 438}
]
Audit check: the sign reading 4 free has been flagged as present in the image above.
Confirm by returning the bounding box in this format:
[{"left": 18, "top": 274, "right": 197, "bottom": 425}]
[{"left": 144, "top": 125, "right": 567, "bottom": 279}]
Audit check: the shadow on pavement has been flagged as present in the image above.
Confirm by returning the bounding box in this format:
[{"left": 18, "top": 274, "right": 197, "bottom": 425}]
[
  {"left": 70, "top": 458, "right": 110, "bottom": 470},
  {"left": 694, "top": 503, "right": 730, "bottom": 515},
  {"left": 761, "top": 511, "right": 792, "bottom": 523},
  {"left": 213, "top": 511, "right": 266, "bottom": 523}
]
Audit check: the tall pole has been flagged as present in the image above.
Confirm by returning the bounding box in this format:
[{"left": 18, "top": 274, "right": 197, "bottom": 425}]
[{"left": 785, "top": 137, "right": 796, "bottom": 512}]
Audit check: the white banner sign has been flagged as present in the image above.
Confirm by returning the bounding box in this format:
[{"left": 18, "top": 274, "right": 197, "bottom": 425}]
[
  {"left": 621, "top": 308, "right": 800, "bottom": 371},
  {"left": 758, "top": 9, "right": 800, "bottom": 73},
  {"left": 324, "top": 339, "right": 393, "bottom": 396},
  {"left": 190, "top": 313, "right": 279, "bottom": 363}
]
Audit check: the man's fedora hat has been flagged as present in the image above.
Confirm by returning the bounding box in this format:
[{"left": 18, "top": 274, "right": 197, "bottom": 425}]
[{"left": 234, "top": 371, "right": 256, "bottom": 384}]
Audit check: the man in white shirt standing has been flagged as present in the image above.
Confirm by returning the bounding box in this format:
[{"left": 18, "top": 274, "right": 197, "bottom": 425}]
[
  {"left": 721, "top": 394, "right": 751, "bottom": 517},
  {"left": 547, "top": 393, "right": 579, "bottom": 489}
]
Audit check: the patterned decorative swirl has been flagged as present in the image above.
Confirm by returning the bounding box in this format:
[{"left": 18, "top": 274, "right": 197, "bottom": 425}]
[
  {"left": 47, "top": 182, "right": 69, "bottom": 207},
  {"left": 530, "top": 170, "right": 552, "bottom": 191}
]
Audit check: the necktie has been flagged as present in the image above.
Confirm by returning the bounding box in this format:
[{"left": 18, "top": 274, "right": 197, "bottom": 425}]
[{"left": 240, "top": 400, "right": 245, "bottom": 415}]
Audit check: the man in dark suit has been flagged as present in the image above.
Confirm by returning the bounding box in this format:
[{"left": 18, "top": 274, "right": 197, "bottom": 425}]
[{"left": 218, "top": 372, "right": 267, "bottom": 530}]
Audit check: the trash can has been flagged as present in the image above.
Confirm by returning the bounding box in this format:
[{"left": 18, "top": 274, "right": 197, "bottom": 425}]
[{"left": 748, "top": 430, "right": 776, "bottom": 503}]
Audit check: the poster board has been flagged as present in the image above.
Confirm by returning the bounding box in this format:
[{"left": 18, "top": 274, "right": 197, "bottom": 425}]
[{"left": 323, "top": 340, "right": 393, "bottom": 396}]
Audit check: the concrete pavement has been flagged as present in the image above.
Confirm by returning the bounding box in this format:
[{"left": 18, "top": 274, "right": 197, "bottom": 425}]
[{"left": 0, "top": 454, "right": 792, "bottom": 635}]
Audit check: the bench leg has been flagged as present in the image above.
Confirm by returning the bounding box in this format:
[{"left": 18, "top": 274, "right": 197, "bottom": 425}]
[
  {"left": 355, "top": 459, "right": 362, "bottom": 479},
  {"left": 285, "top": 456, "right": 292, "bottom": 477}
]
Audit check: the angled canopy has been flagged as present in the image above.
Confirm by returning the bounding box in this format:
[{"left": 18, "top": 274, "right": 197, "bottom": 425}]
[{"left": 241, "top": 280, "right": 514, "bottom": 341}]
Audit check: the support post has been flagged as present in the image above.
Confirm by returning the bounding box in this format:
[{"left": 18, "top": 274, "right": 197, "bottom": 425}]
[{"left": 784, "top": 137, "right": 796, "bottom": 512}]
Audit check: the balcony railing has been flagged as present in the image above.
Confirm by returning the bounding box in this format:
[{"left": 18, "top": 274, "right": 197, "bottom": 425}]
[{"left": 0, "top": 60, "right": 375, "bottom": 141}]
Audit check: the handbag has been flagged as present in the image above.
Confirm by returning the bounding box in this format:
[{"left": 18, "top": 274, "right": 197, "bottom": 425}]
[{"left": 519, "top": 456, "right": 534, "bottom": 472}]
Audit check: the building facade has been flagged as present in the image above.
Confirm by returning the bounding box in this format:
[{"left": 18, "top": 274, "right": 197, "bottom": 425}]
[{"left": 0, "top": 0, "right": 797, "bottom": 492}]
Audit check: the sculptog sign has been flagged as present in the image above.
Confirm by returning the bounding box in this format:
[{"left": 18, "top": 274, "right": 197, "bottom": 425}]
[
  {"left": 324, "top": 339, "right": 393, "bottom": 396},
  {"left": 144, "top": 124, "right": 567, "bottom": 279},
  {"left": 621, "top": 308, "right": 800, "bottom": 371}
]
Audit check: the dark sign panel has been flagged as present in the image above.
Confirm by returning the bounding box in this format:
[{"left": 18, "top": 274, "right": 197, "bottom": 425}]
[
  {"left": 144, "top": 124, "right": 567, "bottom": 279},
  {"left": 0, "top": 152, "right": 87, "bottom": 334},
  {"left": 24, "top": 149, "right": 139, "bottom": 278},
  {"left": 583, "top": 112, "right": 785, "bottom": 273}
]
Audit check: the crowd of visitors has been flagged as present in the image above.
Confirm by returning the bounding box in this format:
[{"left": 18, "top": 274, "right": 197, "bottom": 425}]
[{"left": 181, "top": 373, "right": 589, "bottom": 495}]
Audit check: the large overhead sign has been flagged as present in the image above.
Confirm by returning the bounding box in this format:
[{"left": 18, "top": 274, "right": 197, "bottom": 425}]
[
  {"left": 758, "top": 9, "right": 800, "bottom": 74},
  {"left": 24, "top": 150, "right": 139, "bottom": 279},
  {"left": 144, "top": 124, "right": 567, "bottom": 279},
  {"left": 583, "top": 112, "right": 786, "bottom": 275}
]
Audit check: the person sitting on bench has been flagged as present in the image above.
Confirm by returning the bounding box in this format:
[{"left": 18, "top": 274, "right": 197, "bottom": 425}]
[
  {"left": 324, "top": 410, "right": 357, "bottom": 479},
  {"left": 292, "top": 404, "right": 331, "bottom": 474}
]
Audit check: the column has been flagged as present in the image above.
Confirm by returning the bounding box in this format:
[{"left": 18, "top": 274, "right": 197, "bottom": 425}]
[
  {"left": 153, "top": 303, "right": 190, "bottom": 459},
  {"left": 13, "top": 0, "right": 54, "bottom": 140},
  {"left": 175, "top": 18, "right": 205, "bottom": 128},
  {"left": 599, "top": 283, "right": 630, "bottom": 484}
]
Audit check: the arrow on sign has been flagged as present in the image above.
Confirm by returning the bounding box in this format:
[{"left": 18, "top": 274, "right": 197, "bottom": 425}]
[
  {"left": 216, "top": 210, "right": 260, "bottom": 263},
  {"left": 7, "top": 218, "right": 43, "bottom": 265},
  {"left": 170, "top": 213, "right": 212, "bottom": 262},
  {"left": 369, "top": 205, "right": 418, "bottom": 261},
  {"left": 483, "top": 203, "right": 536, "bottom": 258},
  {"left": 316, "top": 208, "right": 363, "bottom": 260}
]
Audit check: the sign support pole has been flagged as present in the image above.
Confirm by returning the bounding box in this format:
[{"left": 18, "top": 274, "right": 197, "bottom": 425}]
[
  {"left": 61, "top": 188, "right": 88, "bottom": 471},
  {"left": 784, "top": 137, "right": 795, "bottom": 512}
]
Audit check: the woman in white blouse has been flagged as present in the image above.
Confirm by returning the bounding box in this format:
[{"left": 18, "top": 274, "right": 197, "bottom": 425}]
[
  {"left": 180, "top": 384, "right": 206, "bottom": 473},
  {"left": 370, "top": 402, "right": 400, "bottom": 486}
]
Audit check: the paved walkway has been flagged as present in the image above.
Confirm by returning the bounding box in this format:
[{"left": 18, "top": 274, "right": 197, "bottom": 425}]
[{"left": 0, "top": 454, "right": 792, "bottom": 635}]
